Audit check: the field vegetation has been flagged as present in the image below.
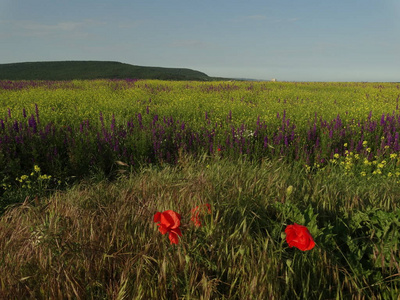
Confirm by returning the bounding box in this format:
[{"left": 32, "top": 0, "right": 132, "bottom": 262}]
[{"left": 1, "top": 79, "right": 400, "bottom": 298}]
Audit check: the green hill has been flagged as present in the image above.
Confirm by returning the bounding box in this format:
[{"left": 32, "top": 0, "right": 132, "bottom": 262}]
[{"left": 0, "top": 61, "right": 212, "bottom": 81}]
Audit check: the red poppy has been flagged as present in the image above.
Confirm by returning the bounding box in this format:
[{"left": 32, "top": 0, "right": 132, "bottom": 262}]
[
  {"left": 190, "top": 204, "right": 212, "bottom": 227},
  {"left": 154, "top": 210, "right": 182, "bottom": 244},
  {"left": 284, "top": 223, "right": 315, "bottom": 251}
]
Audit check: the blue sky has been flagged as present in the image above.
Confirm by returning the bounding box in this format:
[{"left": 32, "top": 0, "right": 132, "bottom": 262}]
[{"left": 1, "top": 0, "right": 399, "bottom": 81}]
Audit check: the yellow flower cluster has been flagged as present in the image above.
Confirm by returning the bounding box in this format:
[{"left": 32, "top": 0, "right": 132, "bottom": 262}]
[
  {"left": 322, "top": 148, "right": 400, "bottom": 180},
  {"left": 1, "top": 81, "right": 400, "bottom": 139},
  {"left": 1, "top": 183, "right": 11, "bottom": 190},
  {"left": 15, "top": 165, "right": 52, "bottom": 190}
]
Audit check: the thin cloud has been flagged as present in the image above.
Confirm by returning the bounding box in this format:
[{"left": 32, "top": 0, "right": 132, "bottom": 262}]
[
  {"left": 269, "top": 17, "right": 300, "bottom": 24},
  {"left": 18, "top": 21, "right": 83, "bottom": 32},
  {"left": 233, "top": 15, "right": 299, "bottom": 23},
  {"left": 3, "top": 19, "right": 106, "bottom": 38}
]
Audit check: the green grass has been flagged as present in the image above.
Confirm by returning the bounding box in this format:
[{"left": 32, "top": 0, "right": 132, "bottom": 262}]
[
  {"left": 1, "top": 154, "right": 399, "bottom": 299},
  {"left": 0, "top": 61, "right": 212, "bottom": 81}
]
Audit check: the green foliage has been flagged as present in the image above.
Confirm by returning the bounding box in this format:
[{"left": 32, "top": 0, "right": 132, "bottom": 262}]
[{"left": 0, "top": 61, "right": 211, "bottom": 81}]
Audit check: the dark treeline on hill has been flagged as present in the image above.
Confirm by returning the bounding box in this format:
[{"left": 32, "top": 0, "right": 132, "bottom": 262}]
[{"left": 0, "top": 61, "right": 216, "bottom": 81}]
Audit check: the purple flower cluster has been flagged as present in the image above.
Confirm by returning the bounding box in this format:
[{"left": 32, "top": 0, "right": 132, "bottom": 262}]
[
  {"left": 1, "top": 104, "right": 400, "bottom": 181},
  {"left": 0, "top": 80, "right": 79, "bottom": 90}
]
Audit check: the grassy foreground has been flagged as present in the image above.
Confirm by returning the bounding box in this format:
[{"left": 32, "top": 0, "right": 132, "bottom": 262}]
[{"left": 1, "top": 154, "right": 400, "bottom": 299}]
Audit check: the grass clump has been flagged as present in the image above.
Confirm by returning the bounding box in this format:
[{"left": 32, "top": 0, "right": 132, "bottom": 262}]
[{"left": 1, "top": 154, "right": 400, "bottom": 299}]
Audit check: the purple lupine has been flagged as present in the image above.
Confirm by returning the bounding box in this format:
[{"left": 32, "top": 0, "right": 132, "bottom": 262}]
[
  {"left": 275, "top": 132, "right": 283, "bottom": 145},
  {"left": 369, "top": 120, "right": 377, "bottom": 132},
  {"left": 394, "top": 132, "right": 400, "bottom": 151},
  {"left": 387, "top": 134, "right": 392, "bottom": 146},
  {"left": 356, "top": 140, "right": 363, "bottom": 152},
  {"left": 329, "top": 129, "right": 333, "bottom": 139},
  {"left": 334, "top": 114, "right": 342, "bottom": 130},
  {"left": 99, "top": 112, "right": 105, "bottom": 127},
  {"left": 152, "top": 115, "right": 158, "bottom": 126},
  {"left": 380, "top": 114, "right": 386, "bottom": 126},
  {"left": 127, "top": 119, "right": 134, "bottom": 130},
  {"left": 35, "top": 104, "right": 40, "bottom": 123},
  {"left": 13, "top": 120, "right": 19, "bottom": 132}
]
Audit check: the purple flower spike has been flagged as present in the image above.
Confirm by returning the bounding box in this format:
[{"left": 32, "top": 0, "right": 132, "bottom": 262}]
[{"left": 35, "top": 104, "right": 40, "bottom": 123}]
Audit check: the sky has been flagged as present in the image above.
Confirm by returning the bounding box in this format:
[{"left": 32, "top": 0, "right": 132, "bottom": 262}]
[{"left": 0, "top": 0, "right": 399, "bottom": 82}]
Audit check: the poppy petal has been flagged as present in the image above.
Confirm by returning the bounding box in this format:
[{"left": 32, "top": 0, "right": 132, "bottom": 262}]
[
  {"left": 171, "top": 227, "right": 182, "bottom": 237},
  {"left": 163, "top": 210, "right": 181, "bottom": 229},
  {"left": 157, "top": 224, "right": 168, "bottom": 235},
  {"left": 153, "top": 212, "right": 161, "bottom": 223},
  {"left": 168, "top": 231, "right": 180, "bottom": 244},
  {"left": 285, "top": 223, "right": 315, "bottom": 251},
  {"left": 160, "top": 213, "right": 172, "bottom": 229}
]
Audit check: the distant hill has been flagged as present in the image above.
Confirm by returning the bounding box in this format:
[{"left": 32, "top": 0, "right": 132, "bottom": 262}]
[{"left": 0, "top": 61, "right": 213, "bottom": 81}]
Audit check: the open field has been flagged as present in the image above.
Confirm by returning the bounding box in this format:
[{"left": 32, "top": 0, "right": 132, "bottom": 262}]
[{"left": 1, "top": 80, "right": 400, "bottom": 298}]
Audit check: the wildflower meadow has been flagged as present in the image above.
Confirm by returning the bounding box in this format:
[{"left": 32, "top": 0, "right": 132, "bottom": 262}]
[{"left": 1, "top": 79, "right": 400, "bottom": 298}]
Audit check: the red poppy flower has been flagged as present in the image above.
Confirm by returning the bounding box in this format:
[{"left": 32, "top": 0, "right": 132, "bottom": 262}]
[
  {"left": 284, "top": 223, "right": 315, "bottom": 251},
  {"left": 190, "top": 204, "right": 212, "bottom": 227},
  {"left": 154, "top": 210, "right": 182, "bottom": 244}
]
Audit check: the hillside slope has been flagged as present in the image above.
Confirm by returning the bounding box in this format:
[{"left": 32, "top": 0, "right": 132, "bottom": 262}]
[{"left": 0, "top": 61, "right": 212, "bottom": 81}]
